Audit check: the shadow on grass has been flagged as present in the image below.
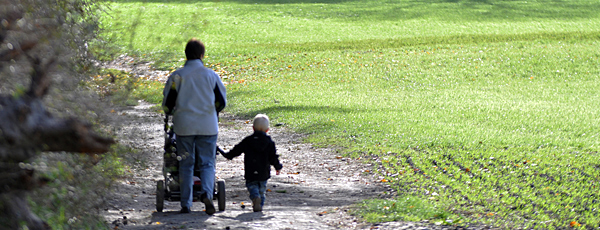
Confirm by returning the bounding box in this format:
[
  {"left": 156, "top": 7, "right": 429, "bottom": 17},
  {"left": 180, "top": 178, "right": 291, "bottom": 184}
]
[
  {"left": 242, "top": 30, "right": 600, "bottom": 52},
  {"left": 228, "top": 89, "right": 357, "bottom": 117},
  {"left": 235, "top": 104, "right": 357, "bottom": 132},
  {"left": 113, "top": 0, "right": 360, "bottom": 3},
  {"left": 110, "top": 0, "right": 600, "bottom": 22},
  {"left": 237, "top": 105, "right": 355, "bottom": 118}
]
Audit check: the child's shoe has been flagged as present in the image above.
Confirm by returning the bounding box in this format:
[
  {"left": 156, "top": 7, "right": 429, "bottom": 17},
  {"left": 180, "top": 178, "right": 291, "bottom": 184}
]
[{"left": 252, "top": 197, "right": 262, "bottom": 212}]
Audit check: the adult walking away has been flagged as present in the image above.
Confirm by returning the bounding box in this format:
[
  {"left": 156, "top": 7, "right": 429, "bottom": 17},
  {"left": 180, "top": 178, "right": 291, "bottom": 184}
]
[{"left": 162, "top": 38, "right": 227, "bottom": 215}]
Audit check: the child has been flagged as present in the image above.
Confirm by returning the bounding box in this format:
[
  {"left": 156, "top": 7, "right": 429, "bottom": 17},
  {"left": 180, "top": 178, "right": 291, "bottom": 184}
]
[{"left": 222, "top": 114, "right": 282, "bottom": 212}]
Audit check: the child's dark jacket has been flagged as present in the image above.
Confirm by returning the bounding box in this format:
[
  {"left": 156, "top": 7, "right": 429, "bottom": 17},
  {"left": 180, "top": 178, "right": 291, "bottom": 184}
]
[{"left": 222, "top": 131, "right": 282, "bottom": 181}]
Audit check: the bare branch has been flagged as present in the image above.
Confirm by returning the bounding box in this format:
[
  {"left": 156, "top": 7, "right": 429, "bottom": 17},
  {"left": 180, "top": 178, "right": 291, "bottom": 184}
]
[
  {"left": 38, "top": 117, "right": 116, "bottom": 154},
  {"left": 0, "top": 40, "right": 38, "bottom": 62},
  {"left": 0, "top": 6, "right": 24, "bottom": 42},
  {"left": 26, "top": 57, "right": 56, "bottom": 98},
  {"left": 0, "top": 96, "right": 115, "bottom": 156}
]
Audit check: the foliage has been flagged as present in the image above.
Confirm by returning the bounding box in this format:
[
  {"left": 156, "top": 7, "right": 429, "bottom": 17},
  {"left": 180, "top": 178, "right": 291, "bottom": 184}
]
[
  {"left": 0, "top": 0, "right": 122, "bottom": 228},
  {"left": 1, "top": 0, "right": 105, "bottom": 93},
  {"left": 101, "top": 0, "right": 600, "bottom": 228},
  {"left": 29, "top": 153, "right": 114, "bottom": 229},
  {"left": 28, "top": 144, "right": 135, "bottom": 229}
]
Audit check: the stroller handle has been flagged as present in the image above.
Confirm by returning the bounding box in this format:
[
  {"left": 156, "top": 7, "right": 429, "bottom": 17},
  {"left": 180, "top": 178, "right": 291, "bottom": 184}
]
[
  {"left": 164, "top": 114, "right": 170, "bottom": 132},
  {"left": 164, "top": 114, "right": 226, "bottom": 157}
]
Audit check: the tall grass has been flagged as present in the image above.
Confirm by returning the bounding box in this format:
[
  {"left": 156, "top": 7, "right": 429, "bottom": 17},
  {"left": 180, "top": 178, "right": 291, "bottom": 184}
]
[{"left": 100, "top": 0, "right": 600, "bottom": 228}]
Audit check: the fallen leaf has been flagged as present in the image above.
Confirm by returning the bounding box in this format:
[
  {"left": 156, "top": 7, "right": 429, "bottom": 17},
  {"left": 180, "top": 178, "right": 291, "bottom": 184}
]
[{"left": 570, "top": 221, "right": 581, "bottom": 227}]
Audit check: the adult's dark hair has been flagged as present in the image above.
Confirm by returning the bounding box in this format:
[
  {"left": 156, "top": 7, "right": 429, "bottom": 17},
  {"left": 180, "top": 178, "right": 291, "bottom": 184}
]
[{"left": 185, "top": 38, "right": 205, "bottom": 60}]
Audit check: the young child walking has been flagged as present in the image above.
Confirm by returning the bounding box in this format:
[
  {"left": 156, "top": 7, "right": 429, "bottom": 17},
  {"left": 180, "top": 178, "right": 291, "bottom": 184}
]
[{"left": 222, "top": 114, "right": 283, "bottom": 212}]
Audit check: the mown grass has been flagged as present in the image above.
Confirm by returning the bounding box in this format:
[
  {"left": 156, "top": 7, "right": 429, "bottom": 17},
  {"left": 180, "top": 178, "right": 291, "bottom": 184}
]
[
  {"left": 100, "top": 0, "right": 600, "bottom": 228},
  {"left": 354, "top": 196, "right": 450, "bottom": 223}
]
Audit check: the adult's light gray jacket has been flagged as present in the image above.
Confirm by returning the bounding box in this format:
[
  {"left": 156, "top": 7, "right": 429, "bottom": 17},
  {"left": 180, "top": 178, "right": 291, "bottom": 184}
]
[{"left": 162, "top": 59, "right": 227, "bottom": 136}]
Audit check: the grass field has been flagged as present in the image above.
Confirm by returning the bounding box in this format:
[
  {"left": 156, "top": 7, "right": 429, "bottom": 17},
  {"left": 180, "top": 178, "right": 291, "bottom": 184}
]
[{"left": 99, "top": 0, "right": 600, "bottom": 228}]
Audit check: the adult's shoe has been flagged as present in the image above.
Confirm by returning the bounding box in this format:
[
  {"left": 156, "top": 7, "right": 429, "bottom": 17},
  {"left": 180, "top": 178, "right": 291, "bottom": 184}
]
[
  {"left": 180, "top": 207, "right": 191, "bottom": 213},
  {"left": 202, "top": 194, "right": 216, "bottom": 215}
]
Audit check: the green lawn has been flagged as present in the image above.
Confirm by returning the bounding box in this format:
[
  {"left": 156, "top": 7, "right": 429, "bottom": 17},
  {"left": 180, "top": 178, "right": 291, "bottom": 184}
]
[{"left": 100, "top": 0, "right": 600, "bottom": 228}]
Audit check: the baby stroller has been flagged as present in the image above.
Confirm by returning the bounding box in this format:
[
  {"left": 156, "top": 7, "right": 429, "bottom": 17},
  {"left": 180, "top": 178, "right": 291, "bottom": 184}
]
[{"left": 156, "top": 115, "right": 226, "bottom": 212}]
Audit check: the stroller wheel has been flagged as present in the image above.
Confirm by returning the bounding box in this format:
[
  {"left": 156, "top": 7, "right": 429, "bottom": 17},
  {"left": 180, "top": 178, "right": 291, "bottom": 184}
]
[
  {"left": 156, "top": 180, "right": 165, "bottom": 212},
  {"left": 217, "top": 180, "right": 226, "bottom": 211}
]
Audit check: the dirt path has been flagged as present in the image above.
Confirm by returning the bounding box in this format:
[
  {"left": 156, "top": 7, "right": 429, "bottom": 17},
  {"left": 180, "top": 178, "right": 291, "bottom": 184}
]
[
  {"left": 99, "top": 58, "right": 473, "bottom": 230},
  {"left": 101, "top": 101, "right": 445, "bottom": 230}
]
